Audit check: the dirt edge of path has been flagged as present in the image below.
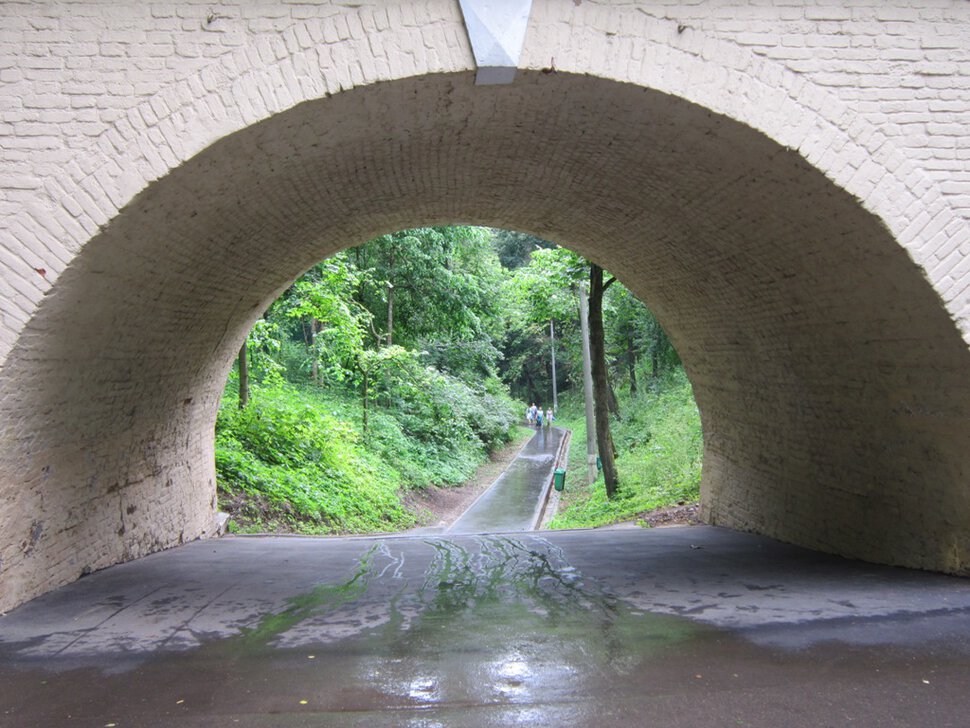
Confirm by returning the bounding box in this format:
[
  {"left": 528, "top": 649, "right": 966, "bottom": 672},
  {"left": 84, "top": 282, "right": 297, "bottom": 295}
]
[{"left": 592, "top": 503, "right": 702, "bottom": 531}]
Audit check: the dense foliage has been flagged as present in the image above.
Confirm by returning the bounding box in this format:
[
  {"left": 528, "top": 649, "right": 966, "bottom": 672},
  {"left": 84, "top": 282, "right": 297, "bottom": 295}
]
[
  {"left": 216, "top": 225, "right": 701, "bottom": 534},
  {"left": 216, "top": 382, "right": 413, "bottom": 534},
  {"left": 216, "top": 227, "right": 520, "bottom": 533}
]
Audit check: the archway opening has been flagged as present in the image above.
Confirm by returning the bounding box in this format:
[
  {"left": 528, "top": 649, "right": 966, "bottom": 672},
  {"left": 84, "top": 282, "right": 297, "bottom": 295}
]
[{"left": 213, "top": 225, "right": 701, "bottom": 536}]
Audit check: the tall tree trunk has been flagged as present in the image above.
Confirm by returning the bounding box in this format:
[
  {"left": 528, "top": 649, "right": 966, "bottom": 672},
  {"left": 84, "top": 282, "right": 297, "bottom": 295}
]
[
  {"left": 589, "top": 264, "right": 619, "bottom": 497},
  {"left": 627, "top": 337, "right": 638, "bottom": 397},
  {"left": 238, "top": 342, "right": 249, "bottom": 409},
  {"left": 311, "top": 318, "right": 320, "bottom": 384},
  {"left": 386, "top": 245, "right": 395, "bottom": 346}
]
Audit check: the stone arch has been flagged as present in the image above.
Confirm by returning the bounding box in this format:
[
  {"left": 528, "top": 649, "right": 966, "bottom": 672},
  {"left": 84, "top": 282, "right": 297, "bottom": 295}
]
[
  {"left": 5, "top": 3, "right": 969, "bottom": 365},
  {"left": 2, "top": 3, "right": 970, "bottom": 610}
]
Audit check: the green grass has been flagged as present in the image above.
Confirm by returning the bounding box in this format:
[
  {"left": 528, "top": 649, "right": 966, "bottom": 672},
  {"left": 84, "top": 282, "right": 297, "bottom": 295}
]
[{"left": 548, "top": 369, "right": 702, "bottom": 529}]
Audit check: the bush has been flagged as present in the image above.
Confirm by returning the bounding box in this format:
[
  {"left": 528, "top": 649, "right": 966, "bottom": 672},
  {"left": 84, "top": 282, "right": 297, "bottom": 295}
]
[
  {"left": 216, "top": 383, "right": 414, "bottom": 534},
  {"left": 214, "top": 370, "right": 521, "bottom": 533},
  {"left": 362, "top": 364, "right": 518, "bottom": 489}
]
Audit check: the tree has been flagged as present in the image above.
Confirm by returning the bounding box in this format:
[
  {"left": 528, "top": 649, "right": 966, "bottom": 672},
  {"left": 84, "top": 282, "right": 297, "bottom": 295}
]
[
  {"left": 283, "top": 255, "right": 371, "bottom": 384},
  {"left": 589, "top": 263, "right": 619, "bottom": 497},
  {"left": 646, "top": 317, "right": 678, "bottom": 381},
  {"left": 238, "top": 342, "right": 249, "bottom": 409},
  {"left": 603, "top": 283, "right": 678, "bottom": 391},
  {"left": 356, "top": 345, "right": 417, "bottom": 439},
  {"left": 490, "top": 229, "right": 555, "bottom": 270},
  {"left": 353, "top": 227, "right": 506, "bottom": 378},
  {"left": 245, "top": 317, "right": 284, "bottom": 384},
  {"left": 501, "top": 246, "right": 585, "bottom": 404},
  {"left": 605, "top": 285, "right": 648, "bottom": 397}
]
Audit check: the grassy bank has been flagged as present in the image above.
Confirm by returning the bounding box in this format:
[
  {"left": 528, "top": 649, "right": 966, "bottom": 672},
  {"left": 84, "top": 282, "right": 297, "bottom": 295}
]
[
  {"left": 549, "top": 369, "right": 702, "bottom": 529},
  {"left": 216, "top": 375, "right": 520, "bottom": 534}
]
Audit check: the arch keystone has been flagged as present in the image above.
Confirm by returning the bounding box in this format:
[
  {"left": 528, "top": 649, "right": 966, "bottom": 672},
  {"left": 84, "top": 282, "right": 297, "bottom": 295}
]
[{"left": 459, "top": 0, "right": 533, "bottom": 84}]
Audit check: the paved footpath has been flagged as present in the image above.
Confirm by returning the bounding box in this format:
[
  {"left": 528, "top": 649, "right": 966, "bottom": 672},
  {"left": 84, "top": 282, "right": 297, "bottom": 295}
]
[
  {"left": 2, "top": 526, "right": 970, "bottom": 726},
  {"left": 449, "top": 426, "right": 564, "bottom": 534}
]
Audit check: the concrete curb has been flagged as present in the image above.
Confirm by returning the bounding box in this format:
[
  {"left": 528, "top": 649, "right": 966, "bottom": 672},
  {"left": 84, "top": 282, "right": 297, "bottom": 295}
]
[{"left": 535, "top": 426, "right": 570, "bottom": 530}]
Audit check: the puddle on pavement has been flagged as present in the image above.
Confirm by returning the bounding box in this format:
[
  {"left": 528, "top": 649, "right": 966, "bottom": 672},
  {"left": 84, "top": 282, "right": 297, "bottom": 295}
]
[
  {"left": 346, "top": 535, "right": 707, "bottom": 708},
  {"left": 216, "top": 535, "right": 709, "bottom": 670}
]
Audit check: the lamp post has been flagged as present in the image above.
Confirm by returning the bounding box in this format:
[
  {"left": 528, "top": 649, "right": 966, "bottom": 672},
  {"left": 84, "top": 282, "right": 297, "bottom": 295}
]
[
  {"left": 550, "top": 319, "right": 558, "bottom": 413},
  {"left": 578, "top": 284, "right": 597, "bottom": 485}
]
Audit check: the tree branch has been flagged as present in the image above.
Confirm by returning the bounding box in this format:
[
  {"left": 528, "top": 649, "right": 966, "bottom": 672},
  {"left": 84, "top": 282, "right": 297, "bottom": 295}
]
[{"left": 603, "top": 276, "right": 618, "bottom": 291}]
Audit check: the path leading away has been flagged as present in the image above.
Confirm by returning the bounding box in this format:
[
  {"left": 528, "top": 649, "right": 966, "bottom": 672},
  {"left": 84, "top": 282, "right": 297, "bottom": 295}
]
[
  {"left": 448, "top": 426, "right": 564, "bottom": 534},
  {"left": 3, "top": 527, "right": 970, "bottom": 726}
]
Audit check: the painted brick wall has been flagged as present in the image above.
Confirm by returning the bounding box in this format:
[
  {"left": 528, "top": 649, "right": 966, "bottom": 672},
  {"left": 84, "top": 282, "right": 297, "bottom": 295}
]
[{"left": 623, "top": 1, "right": 970, "bottom": 220}]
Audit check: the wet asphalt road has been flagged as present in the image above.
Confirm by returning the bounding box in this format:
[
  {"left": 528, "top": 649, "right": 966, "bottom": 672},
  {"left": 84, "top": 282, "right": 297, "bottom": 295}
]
[
  {"left": 2, "top": 527, "right": 970, "bottom": 727},
  {"left": 449, "top": 426, "right": 564, "bottom": 534}
]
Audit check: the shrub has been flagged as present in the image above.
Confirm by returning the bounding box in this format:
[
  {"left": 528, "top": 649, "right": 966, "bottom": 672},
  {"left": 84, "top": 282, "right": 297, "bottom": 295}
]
[
  {"left": 216, "top": 383, "right": 413, "bottom": 533},
  {"left": 214, "top": 370, "right": 521, "bottom": 532}
]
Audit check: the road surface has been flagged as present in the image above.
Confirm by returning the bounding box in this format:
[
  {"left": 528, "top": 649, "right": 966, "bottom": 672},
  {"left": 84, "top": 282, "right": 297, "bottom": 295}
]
[
  {"left": 2, "top": 526, "right": 970, "bottom": 726},
  {"left": 449, "top": 426, "right": 564, "bottom": 534}
]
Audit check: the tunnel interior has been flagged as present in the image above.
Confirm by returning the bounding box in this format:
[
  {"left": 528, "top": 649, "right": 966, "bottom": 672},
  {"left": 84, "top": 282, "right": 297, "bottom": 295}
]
[{"left": 2, "top": 70, "right": 970, "bottom": 611}]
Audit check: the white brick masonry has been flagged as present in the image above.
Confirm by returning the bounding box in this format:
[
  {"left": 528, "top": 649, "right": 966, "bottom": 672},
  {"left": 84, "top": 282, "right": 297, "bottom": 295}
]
[{"left": 0, "top": 1, "right": 969, "bottom": 611}]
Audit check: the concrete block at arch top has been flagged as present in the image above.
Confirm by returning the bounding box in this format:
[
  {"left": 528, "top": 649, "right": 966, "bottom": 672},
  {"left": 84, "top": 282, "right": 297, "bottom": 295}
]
[
  {"left": 458, "top": 0, "right": 533, "bottom": 84},
  {"left": 0, "top": 0, "right": 969, "bottom": 612}
]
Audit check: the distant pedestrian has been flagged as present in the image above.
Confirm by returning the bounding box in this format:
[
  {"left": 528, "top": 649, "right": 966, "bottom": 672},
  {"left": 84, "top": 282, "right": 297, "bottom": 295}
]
[
  {"left": 543, "top": 409, "right": 554, "bottom": 428},
  {"left": 535, "top": 407, "right": 543, "bottom": 428},
  {"left": 527, "top": 402, "right": 537, "bottom": 425}
]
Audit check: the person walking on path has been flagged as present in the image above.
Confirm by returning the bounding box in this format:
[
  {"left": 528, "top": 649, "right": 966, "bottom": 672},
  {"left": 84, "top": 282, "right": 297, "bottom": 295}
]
[
  {"left": 535, "top": 407, "right": 543, "bottom": 429},
  {"left": 533, "top": 403, "right": 539, "bottom": 423},
  {"left": 543, "top": 408, "right": 554, "bottom": 429}
]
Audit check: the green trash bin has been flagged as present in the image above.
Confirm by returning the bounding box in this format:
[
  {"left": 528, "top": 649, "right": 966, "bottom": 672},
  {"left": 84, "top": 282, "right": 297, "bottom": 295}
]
[{"left": 553, "top": 468, "right": 566, "bottom": 492}]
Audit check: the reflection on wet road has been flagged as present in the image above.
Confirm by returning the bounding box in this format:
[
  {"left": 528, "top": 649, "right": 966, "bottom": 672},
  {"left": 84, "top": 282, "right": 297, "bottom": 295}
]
[
  {"left": 344, "top": 536, "right": 701, "bottom": 724},
  {"left": 3, "top": 528, "right": 970, "bottom": 726},
  {"left": 449, "top": 427, "right": 564, "bottom": 534}
]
